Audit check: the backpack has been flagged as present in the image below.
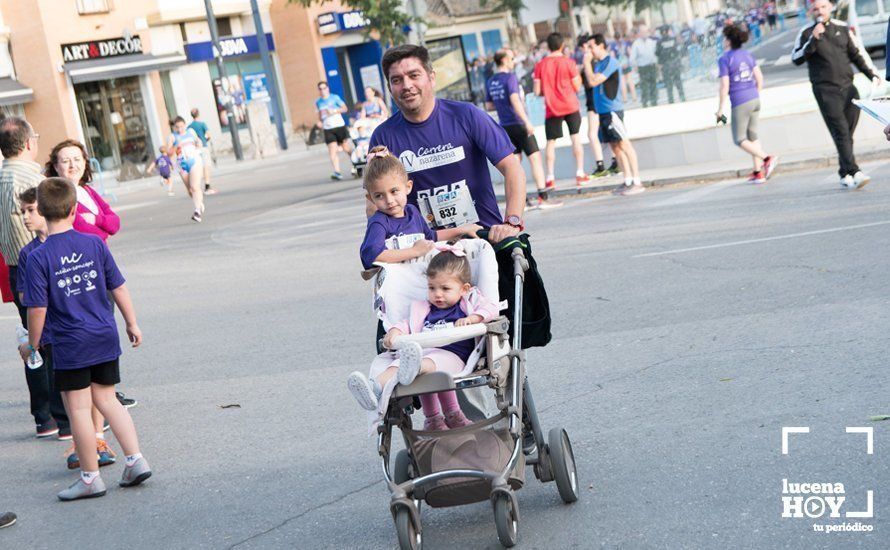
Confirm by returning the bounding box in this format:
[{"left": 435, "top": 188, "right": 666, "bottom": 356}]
[{"left": 492, "top": 233, "right": 552, "bottom": 349}]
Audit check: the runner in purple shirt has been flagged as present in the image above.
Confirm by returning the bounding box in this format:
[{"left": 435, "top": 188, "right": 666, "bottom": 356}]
[
  {"left": 715, "top": 24, "right": 777, "bottom": 184},
  {"left": 484, "top": 49, "right": 560, "bottom": 210},
  {"left": 368, "top": 44, "right": 527, "bottom": 243}
]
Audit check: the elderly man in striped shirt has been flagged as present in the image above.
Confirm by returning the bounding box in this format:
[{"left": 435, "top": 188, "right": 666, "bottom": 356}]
[{"left": 0, "top": 116, "right": 68, "bottom": 439}]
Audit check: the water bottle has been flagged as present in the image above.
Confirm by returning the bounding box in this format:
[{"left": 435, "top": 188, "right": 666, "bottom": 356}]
[{"left": 15, "top": 325, "right": 42, "bottom": 370}]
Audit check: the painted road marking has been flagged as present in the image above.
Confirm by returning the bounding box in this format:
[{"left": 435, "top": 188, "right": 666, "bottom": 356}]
[
  {"left": 648, "top": 179, "right": 741, "bottom": 208},
  {"left": 633, "top": 220, "right": 890, "bottom": 258},
  {"left": 115, "top": 201, "right": 158, "bottom": 212},
  {"left": 774, "top": 54, "right": 792, "bottom": 66}
]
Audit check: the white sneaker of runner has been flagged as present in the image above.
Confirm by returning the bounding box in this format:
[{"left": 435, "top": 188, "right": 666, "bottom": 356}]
[
  {"left": 852, "top": 171, "right": 871, "bottom": 189},
  {"left": 840, "top": 174, "right": 856, "bottom": 188}
]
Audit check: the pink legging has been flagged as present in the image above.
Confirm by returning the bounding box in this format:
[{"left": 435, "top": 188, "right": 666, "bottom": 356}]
[{"left": 415, "top": 349, "right": 465, "bottom": 419}]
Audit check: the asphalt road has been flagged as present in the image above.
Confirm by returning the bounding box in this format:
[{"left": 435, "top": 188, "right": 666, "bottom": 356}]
[{"left": 0, "top": 151, "right": 887, "bottom": 549}]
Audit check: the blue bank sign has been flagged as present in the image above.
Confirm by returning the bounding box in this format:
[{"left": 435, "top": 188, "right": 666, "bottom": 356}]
[
  {"left": 316, "top": 10, "right": 369, "bottom": 35},
  {"left": 185, "top": 34, "right": 276, "bottom": 62}
]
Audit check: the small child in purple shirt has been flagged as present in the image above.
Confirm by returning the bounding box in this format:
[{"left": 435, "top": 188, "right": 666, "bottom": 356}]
[
  {"left": 146, "top": 145, "right": 175, "bottom": 196},
  {"left": 20, "top": 178, "right": 151, "bottom": 501},
  {"left": 359, "top": 146, "right": 481, "bottom": 270}
]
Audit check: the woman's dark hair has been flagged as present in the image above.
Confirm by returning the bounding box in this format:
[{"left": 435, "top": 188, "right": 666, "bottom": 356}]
[
  {"left": 172, "top": 115, "right": 186, "bottom": 125},
  {"left": 427, "top": 250, "right": 472, "bottom": 285},
  {"left": 723, "top": 24, "right": 749, "bottom": 49},
  {"left": 43, "top": 139, "right": 92, "bottom": 185}
]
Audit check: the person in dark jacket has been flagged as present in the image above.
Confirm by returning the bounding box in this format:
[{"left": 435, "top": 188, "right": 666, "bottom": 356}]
[
  {"left": 792, "top": 0, "right": 881, "bottom": 188},
  {"left": 656, "top": 25, "right": 685, "bottom": 103}
]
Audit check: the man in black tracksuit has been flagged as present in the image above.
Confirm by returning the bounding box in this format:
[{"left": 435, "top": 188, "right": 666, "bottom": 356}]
[{"left": 792, "top": 0, "right": 881, "bottom": 188}]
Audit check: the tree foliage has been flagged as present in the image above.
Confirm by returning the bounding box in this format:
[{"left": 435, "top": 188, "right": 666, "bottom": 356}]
[{"left": 288, "top": 0, "right": 412, "bottom": 46}]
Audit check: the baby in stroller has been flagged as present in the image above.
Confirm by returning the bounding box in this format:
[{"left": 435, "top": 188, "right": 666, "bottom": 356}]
[
  {"left": 348, "top": 246, "right": 500, "bottom": 430},
  {"left": 349, "top": 117, "right": 380, "bottom": 178}
]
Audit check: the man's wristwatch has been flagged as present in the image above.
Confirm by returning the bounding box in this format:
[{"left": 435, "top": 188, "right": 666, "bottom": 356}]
[{"left": 503, "top": 215, "right": 524, "bottom": 231}]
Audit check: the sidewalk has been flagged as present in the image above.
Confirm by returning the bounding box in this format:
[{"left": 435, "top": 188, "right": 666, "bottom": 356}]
[{"left": 493, "top": 142, "right": 890, "bottom": 201}]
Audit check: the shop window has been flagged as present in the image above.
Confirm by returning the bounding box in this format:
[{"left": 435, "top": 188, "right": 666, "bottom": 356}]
[
  {"left": 76, "top": 0, "right": 112, "bottom": 14},
  {"left": 208, "top": 58, "right": 268, "bottom": 129},
  {"left": 216, "top": 18, "right": 233, "bottom": 37}
]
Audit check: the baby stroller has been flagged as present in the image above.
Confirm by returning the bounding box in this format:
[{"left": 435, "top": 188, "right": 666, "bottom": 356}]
[
  {"left": 350, "top": 117, "right": 380, "bottom": 177},
  {"left": 368, "top": 237, "right": 579, "bottom": 548}
]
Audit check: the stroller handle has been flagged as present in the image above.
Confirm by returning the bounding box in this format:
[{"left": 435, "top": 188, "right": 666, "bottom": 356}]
[{"left": 385, "top": 323, "right": 488, "bottom": 350}]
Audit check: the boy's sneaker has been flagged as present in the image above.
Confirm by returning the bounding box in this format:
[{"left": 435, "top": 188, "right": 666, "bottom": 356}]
[
  {"left": 97, "top": 439, "right": 116, "bottom": 467},
  {"left": 536, "top": 197, "right": 563, "bottom": 209},
  {"left": 119, "top": 457, "right": 152, "bottom": 488},
  {"left": 36, "top": 419, "right": 59, "bottom": 439},
  {"left": 608, "top": 159, "right": 621, "bottom": 174},
  {"left": 840, "top": 174, "right": 856, "bottom": 188},
  {"left": 423, "top": 414, "right": 449, "bottom": 431},
  {"left": 444, "top": 410, "right": 472, "bottom": 429},
  {"left": 191, "top": 210, "right": 202, "bottom": 223},
  {"left": 853, "top": 171, "right": 871, "bottom": 189},
  {"left": 544, "top": 177, "right": 556, "bottom": 190},
  {"left": 58, "top": 476, "right": 106, "bottom": 501},
  {"left": 204, "top": 185, "right": 219, "bottom": 195},
  {"left": 397, "top": 342, "right": 423, "bottom": 386},
  {"left": 347, "top": 371, "right": 381, "bottom": 411},
  {"left": 748, "top": 171, "right": 766, "bottom": 184},
  {"left": 591, "top": 166, "right": 610, "bottom": 178},
  {"left": 620, "top": 183, "right": 646, "bottom": 196},
  {"left": 575, "top": 173, "right": 590, "bottom": 186},
  {"left": 116, "top": 391, "right": 137, "bottom": 409},
  {"left": 330, "top": 172, "right": 344, "bottom": 181},
  {"left": 0, "top": 512, "right": 16, "bottom": 529},
  {"left": 762, "top": 156, "right": 778, "bottom": 179}
]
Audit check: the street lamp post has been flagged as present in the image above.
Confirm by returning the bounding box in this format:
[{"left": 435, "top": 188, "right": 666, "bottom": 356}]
[
  {"left": 204, "top": 0, "right": 244, "bottom": 161},
  {"left": 249, "top": 0, "right": 288, "bottom": 150}
]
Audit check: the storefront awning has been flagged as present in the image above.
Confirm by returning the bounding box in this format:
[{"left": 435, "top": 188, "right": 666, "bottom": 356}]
[
  {"left": 0, "top": 78, "right": 34, "bottom": 106},
  {"left": 65, "top": 53, "right": 187, "bottom": 84}
]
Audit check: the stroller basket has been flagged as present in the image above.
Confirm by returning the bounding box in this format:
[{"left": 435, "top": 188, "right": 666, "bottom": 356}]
[{"left": 402, "top": 413, "right": 525, "bottom": 507}]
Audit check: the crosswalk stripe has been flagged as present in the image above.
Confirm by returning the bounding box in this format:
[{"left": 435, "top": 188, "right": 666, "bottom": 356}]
[{"left": 774, "top": 54, "right": 792, "bottom": 66}]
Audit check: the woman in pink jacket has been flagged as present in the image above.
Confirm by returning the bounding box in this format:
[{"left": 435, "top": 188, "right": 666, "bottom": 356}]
[{"left": 44, "top": 140, "right": 120, "bottom": 241}]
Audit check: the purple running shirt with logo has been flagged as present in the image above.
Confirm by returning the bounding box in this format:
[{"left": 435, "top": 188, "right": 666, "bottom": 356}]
[{"left": 718, "top": 49, "right": 759, "bottom": 107}]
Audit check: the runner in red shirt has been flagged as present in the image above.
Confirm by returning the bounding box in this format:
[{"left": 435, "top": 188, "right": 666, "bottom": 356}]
[{"left": 533, "top": 32, "right": 587, "bottom": 187}]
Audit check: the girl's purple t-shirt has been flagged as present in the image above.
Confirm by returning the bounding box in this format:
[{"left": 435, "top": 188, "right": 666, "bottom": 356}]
[
  {"left": 485, "top": 72, "right": 522, "bottom": 127},
  {"left": 360, "top": 203, "right": 436, "bottom": 269},
  {"left": 718, "top": 49, "right": 759, "bottom": 107},
  {"left": 423, "top": 302, "right": 474, "bottom": 361},
  {"left": 22, "top": 230, "right": 125, "bottom": 370},
  {"left": 369, "top": 99, "right": 514, "bottom": 230}
]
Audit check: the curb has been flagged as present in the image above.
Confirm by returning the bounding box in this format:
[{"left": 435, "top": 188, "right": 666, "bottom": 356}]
[{"left": 495, "top": 148, "right": 890, "bottom": 201}]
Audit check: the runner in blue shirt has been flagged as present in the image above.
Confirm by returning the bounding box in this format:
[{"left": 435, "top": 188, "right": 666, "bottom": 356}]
[
  {"left": 484, "top": 49, "right": 561, "bottom": 209},
  {"left": 581, "top": 34, "right": 644, "bottom": 196},
  {"left": 315, "top": 82, "right": 354, "bottom": 180}
]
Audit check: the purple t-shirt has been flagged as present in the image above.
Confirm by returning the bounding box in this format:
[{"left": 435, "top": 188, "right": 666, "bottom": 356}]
[
  {"left": 424, "top": 302, "right": 474, "bottom": 361},
  {"left": 485, "top": 72, "right": 522, "bottom": 127},
  {"left": 23, "top": 230, "right": 125, "bottom": 370},
  {"left": 718, "top": 49, "right": 759, "bottom": 107},
  {"left": 155, "top": 155, "right": 173, "bottom": 178},
  {"left": 359, "top": 204, "right": 436, "bottom": 269},
  {"left": 369, "top": 99, "right": 514, "bottom": 230},
  {"left": 17, "top": 237, "right": 51, "bottom": 345}
]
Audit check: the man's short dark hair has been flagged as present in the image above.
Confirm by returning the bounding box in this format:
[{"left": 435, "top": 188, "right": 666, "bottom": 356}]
[
  {"left": 173, "top": 115, "right": 186, "bottom": 125},
  {"left": 576, "top": 33, "right": 592, "bottom": 49},
  {"left": 494, "top": 49, "right": 510, "bottom": 67},
  {"left": 317, "top": 81, "right": 328, "bottom": 89},
  {"left": 546, "top": 33, "right": 564, "bottom": 52},
  {"left": 190, "top": 108, "right": 199, "bottom": 119},
  {"left": 591, "top": 34, "right": 607, "bottom": 47},
  {"left": 17, "top": 187, "right": 36, "bottom": 206},
  {"left": 37, "top": 178, "right": 76, "bottom": 222},
  {"left": 0, "top": 117, "right": 32, "bottom": 159},
  {"left": 381, "top": 44, "right": 433, "bottom": 81}
]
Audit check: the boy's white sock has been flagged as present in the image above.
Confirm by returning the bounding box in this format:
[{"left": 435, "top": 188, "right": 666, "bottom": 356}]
[
  {"left": 125, "top": 453, "right": 143, "bottom": 467},
  {"left": 81, "top": 470, "right": 100, "bottom": 484},
  {"left": 624, "top": 177, "right": 633, "bottom": 187},
  {"left": 576, "top": 169, "right": 586, "bottom": 177},
  {"left": 632, "top": 177, "right": 642, "bottom": 186},
  {"left": 546, "top": 173, "right": 554, "bottom": 181}
]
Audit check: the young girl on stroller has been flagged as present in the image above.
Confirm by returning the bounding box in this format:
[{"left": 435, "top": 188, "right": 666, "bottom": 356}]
[
  {"left": 351, "top": 146, "right": 498, "bottom": 431},
  {"left": 348, "top": 247, "right": 500, "bottom": 430}
]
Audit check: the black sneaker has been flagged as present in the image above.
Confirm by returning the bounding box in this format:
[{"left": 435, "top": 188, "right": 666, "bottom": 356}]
[
  {"left": 116, "top": 392, "right": 137, "bottom": 409},
  {"left": 609, "top": 159, "right": 620, "bottom": 175},
  {"left": 36, "top": 419, "right": 59, "bottom": 439},
  {"left": 0, "top": 512, "right": 16, "bottom": 529}
]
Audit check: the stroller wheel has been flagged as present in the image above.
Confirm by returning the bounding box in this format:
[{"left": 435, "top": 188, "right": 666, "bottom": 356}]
[
  {"left": 394, "top": 505, "right": 422, "bottom": 550},
  {"left": 492, "top": 491, "right": 519, "bottom": 547},
  {"left": 393, "top": 449, "right": 413, "bottom": 485},
  {"left": 548, "top": 428, "right": 580, "bottom": 504}
]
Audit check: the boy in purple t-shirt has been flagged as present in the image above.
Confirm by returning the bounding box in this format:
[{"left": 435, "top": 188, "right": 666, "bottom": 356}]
[
  {"left": 715, "top": 25, "right": 777, "bottom": 184},
  {"left": 21, "top": 178, "right": 151, "bottom": 501},
  {"left": 146, "top": 145, "right": 175, "bottom": 196}
]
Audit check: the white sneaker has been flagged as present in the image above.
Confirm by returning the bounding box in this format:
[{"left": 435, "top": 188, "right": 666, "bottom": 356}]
[
  {"left": 840, "top": 174, "right": 856, "bottom": 188},
  {"left": 347, "top": 371, "right": 380, "bottom": 411},
  {"left": 397, "top": 341, "right": 423, "bottom": 385},
  {"left": 852, "top": 171, "right": 871, "bottom": 189}
]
